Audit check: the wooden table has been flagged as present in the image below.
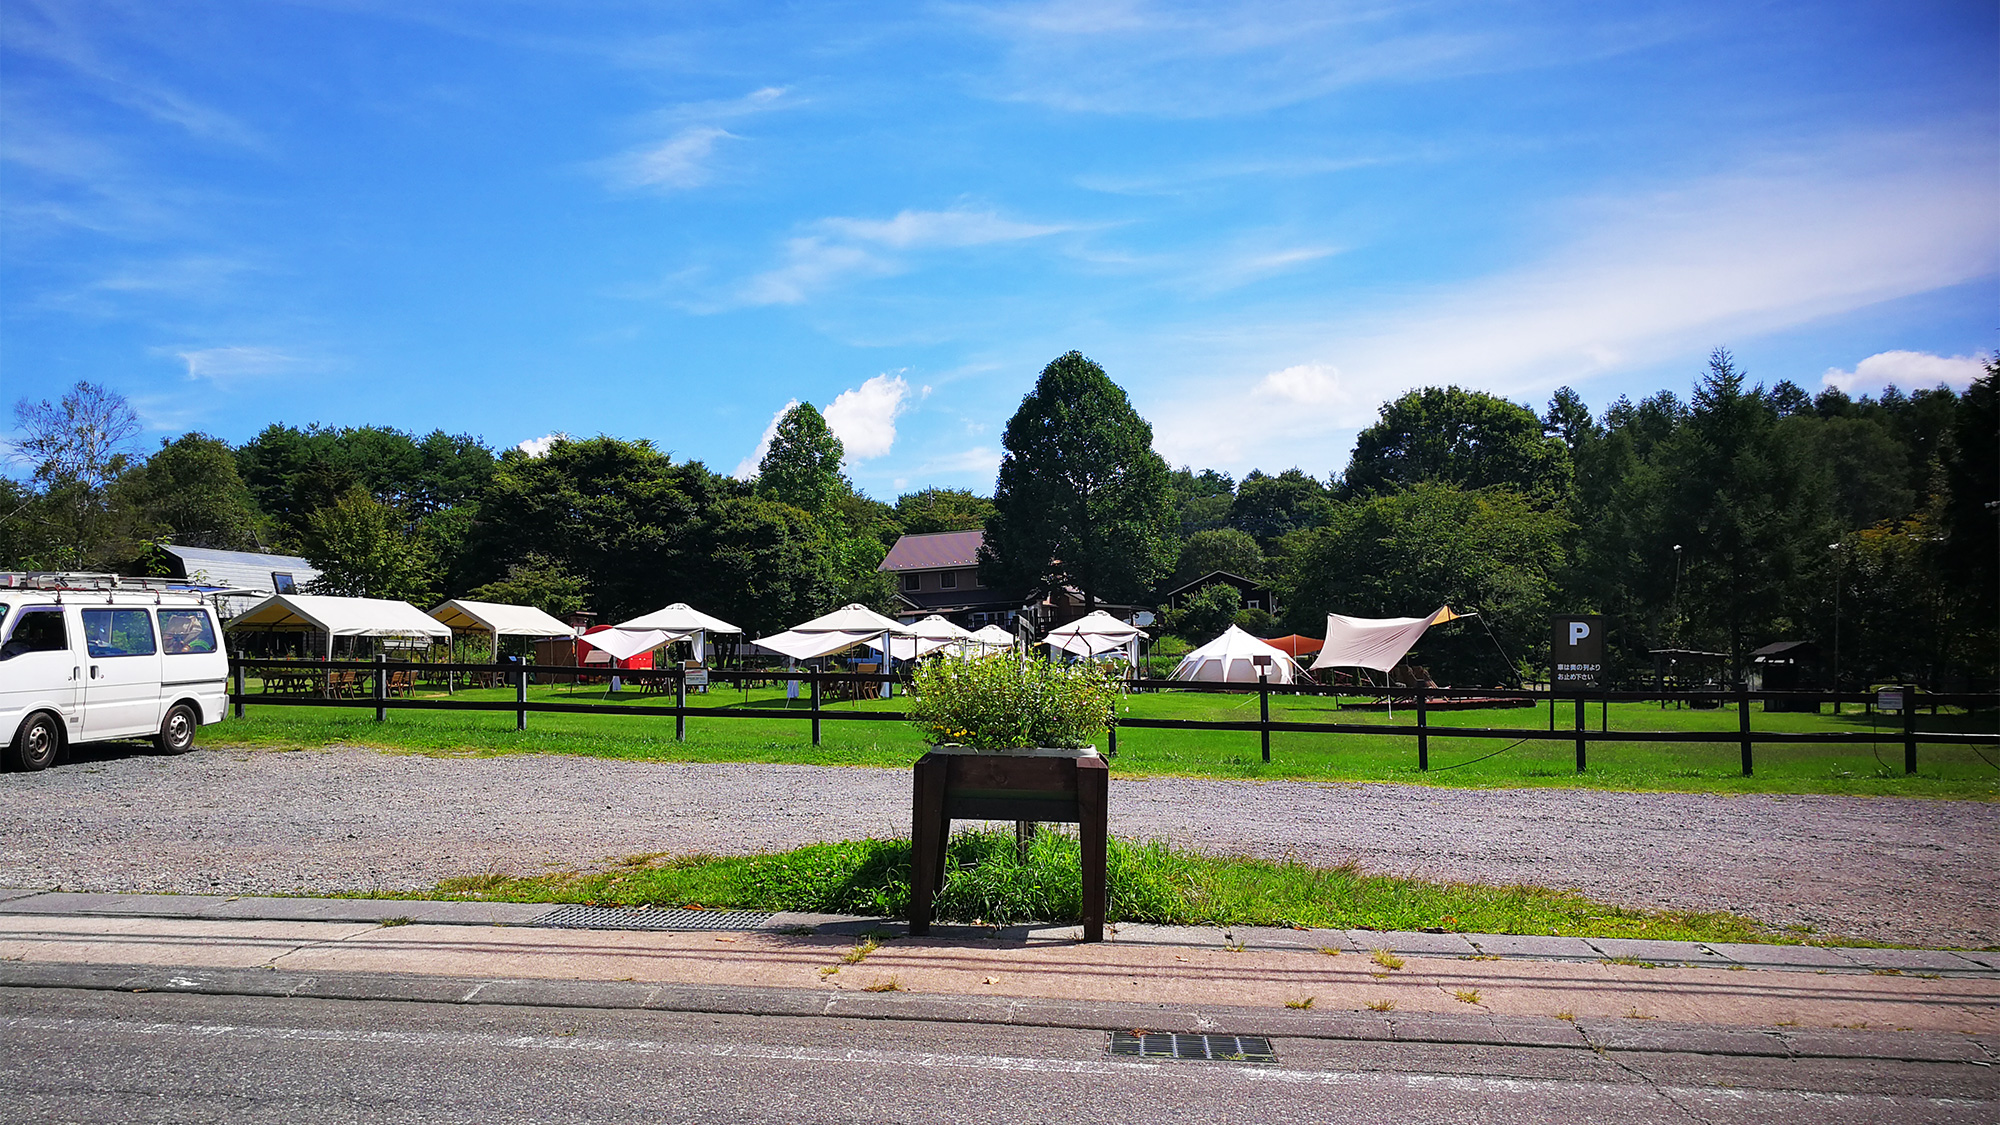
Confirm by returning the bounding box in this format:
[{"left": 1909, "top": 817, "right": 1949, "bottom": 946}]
[{"left": 908, "top": 748, "right": 1108, "bottom": 942}]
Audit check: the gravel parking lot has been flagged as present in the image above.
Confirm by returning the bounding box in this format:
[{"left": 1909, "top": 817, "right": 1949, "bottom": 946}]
[{"left": 1, "top": 744, "right": 1992, "bottom": 948}]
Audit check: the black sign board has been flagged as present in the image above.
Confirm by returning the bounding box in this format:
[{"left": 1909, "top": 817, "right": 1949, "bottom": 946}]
[{"left": 1551, "top": 615, "right": 1604, "bottom": 687}]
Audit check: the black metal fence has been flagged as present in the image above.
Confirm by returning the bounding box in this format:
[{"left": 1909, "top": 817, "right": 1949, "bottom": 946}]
[{"left": 227, "top": 657, "right": 2000, "bottom": 777}]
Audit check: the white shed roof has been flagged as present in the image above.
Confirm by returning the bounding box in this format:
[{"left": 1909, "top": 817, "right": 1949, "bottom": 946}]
[
  {"left": 429, "top": 599, "right": 574, "bottom": 638},
  {"left": 162, "top": 545, "right": 319, "bottom": 593},
  {"left": 228, "top": 594, "right": 452, "bottom": 640}
]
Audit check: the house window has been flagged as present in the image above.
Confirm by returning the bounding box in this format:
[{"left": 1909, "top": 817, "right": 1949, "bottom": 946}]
[
  {"left": 272, "top": 572, "right": 297, "bottom": 594},
  {"left": 901, "top": 573, "right": 920, "bottom": 592},
  {"left": 940, "top": 571, "right": 957, "bottom": 589},
  {"left": 1247, "top": 598, "right": 1261, "bottom": 610}
]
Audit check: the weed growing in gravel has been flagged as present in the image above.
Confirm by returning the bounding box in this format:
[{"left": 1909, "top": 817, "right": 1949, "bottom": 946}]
[
  {"left": 862, "top": 977, "right": 904, "bottom": 993},
  {"left": 1366, "top": 998, "right": 1396, "bottom": 1012},
  {"left": 1285, "top": 997, "right": 1315, "bottom": 1010},
  {"left": 378, "top": 916, "right": 413, "bottom": 928},
  {"left": 1371, "top": 950, "right": 1406, "bottom": 971},
  {"left": 841, "top": 938, "right": 881, "bottom": 965},
  {"left": 1453, "top": 989, "right": 1482, "bottom": 1005}
]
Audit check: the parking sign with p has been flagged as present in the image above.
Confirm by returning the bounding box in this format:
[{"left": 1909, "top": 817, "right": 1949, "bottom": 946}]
[{"left": 1551, "top": 615, "right": 1604, "bottom": 687}]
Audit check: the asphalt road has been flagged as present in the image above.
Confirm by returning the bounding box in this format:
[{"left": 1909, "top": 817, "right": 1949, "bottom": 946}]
[{"left": 1, "top": 988, "right": 1992, "bottom": 1124}]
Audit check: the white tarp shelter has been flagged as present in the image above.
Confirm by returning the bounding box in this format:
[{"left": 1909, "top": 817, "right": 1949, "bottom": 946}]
[
  {"left": 1309, "top": 607, "right": 1461, "bottom": 673},
  {"left": 867, "top": 614, "right": 974, "bottom": 661},
  {"left": 1171, "top": 625, "right": 1306, "bottom": 684},
  {"left": 751, "top": 603, "right": 912, "bottom": 662},
  {"left": 428, "top": 599, "right": 573, "bottom": 655},
  {"left": 228, "top": 593, "right": 451, "bottom": 659},
  {"left": 614, "top": 603, "right": 741, "bottom": 662},
  {"left": 580, "top": 628, "right": 676, "bottom": 663},
  {"left": 969, "top": 624, "right": 1017, "bottom": 653},
  {"left": 1041, "top": 610, "right": 1142, "bottom": 665}
]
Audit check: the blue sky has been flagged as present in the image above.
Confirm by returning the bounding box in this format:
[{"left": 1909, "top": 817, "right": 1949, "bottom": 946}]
[{"left": 3, "top": 0, "right": 1994, "bottom": 498}]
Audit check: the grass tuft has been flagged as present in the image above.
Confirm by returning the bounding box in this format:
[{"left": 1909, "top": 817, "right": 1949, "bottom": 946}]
[
  {"left": 1453, "top": 988, "right": 1482, "bottom": 1005},
  {"left": 1285, "top": 996, "right": 1315, "bottom": 1010},
  {"left": 861, "top": 977, "right": 904, "bottom": 993},
  {"left": 1371, "top": 949, "right": 1406, "bottom": 971},
  {"left": 1366, "top": 998, "right": 1396, "bottom": 1012},
  {"left": 378, "top": 916, "right": 413, "bottom": 928}
]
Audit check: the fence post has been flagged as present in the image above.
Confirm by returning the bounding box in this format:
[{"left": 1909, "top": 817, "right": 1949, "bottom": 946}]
[
  {"left": 515, "top": 667, "right": 527, "bottom": 731},
  {"left": 1416, "top": 684, "right": 1428, "bottom": 771},
  {"left": 675, "top": 666, "right": 686, "bottom": 742},
  {"left": 1903, "top": 684, "right": 1918, "bottom": 775},
  {"left": 232, "top": 660, "right": 245, "bottom": 719},
  {"left": 810, "top": 670, "right": 821, "bottom": 747},
  {"left": 1574, "top": 692, "right": 1586, "bottom": 772},
  {"left": 1259, "top": 671, "right": 1271, "bottom": 764},
  {"left": 374, "top": 653, "right": 386, "bottom": 722},
  {"left": 1737, "top": 679, "right": 1753, "bottom": 776},
  {"left": 1106, "top": 718, "right": 1118, "bottom": 759}
]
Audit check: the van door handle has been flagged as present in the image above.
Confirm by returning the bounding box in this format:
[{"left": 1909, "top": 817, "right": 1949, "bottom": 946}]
[{"left": 90, "top": 665, "right": 100, "bottom": 679}]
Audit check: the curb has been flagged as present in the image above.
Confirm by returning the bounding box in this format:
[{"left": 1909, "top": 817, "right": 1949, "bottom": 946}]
[{"left": 0, "top": 959, "right": 1991, "bottom": 1066}]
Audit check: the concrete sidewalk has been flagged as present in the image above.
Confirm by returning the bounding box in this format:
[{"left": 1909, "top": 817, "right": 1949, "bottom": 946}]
[{"left": 0, "top": 889, "right": 1994, "bottom": 1059}]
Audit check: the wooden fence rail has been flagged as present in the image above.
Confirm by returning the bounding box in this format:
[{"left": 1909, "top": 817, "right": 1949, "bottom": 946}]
[{"left": 227, "top": 658, "right": 2000, "bottom": 775}]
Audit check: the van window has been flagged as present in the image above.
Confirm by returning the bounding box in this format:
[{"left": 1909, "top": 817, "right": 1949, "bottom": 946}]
[
  {"left": 0, "top": 607, "right": 67, "bottom": 660},
  {"left": 81, "top": 608, "right": 157, "bottom": 658},
  {"left": 159, "top": 609, "right": 219, "bottom": 655}
]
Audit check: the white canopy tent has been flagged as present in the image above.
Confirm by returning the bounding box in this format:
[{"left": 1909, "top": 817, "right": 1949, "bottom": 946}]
[
  {"left": 580, "top": 628, "right": 677, "bottom": 663},
  {"left": 428, "top": 599, "right": 573, "bottom": 656},
  {"left": 1040, "top": 610, "right": 1143, "bottom": 666},
  {"left": 1171, "top": 625, "right": 1306, "bottom": 684},
  {"left": 750, "top": 603, "right": 913, "bottom": 662},
  {"left": 228, "top": 593, "right": 452, "bottom": 659},
  {"left": 613, "top": 603, "right": 741, "bottom": 662},
  {"left": 969, "top": 624, "right": 1018, "bottom": 653},
  {"left": 866, "top": 614, "right": 973, "bottom": 661},
  {"left": 1309, "top": 607, "right": 1463, "bottom": 674}
]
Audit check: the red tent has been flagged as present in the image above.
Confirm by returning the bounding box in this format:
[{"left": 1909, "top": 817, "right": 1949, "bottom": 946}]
[{"left": 1265, "top": 634, "right": 1323, "bottom": 658}]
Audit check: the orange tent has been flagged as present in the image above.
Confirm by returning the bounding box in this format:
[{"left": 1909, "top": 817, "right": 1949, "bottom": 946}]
[{"left": 1265, "top": 634, "right": 1324, "bottom": 658}]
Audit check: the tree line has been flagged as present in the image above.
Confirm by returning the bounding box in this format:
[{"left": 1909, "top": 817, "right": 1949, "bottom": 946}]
[{"left": 5, "top": 347, "right": 1995, "bottom": 687}]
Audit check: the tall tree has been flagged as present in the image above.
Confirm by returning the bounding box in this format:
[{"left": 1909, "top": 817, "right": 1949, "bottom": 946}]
[
  {"left": 300, "top": 486, "right": 439, "bottom": 603},
  {"left": 1941, "top": 358, "right": 1998, "bottom": 684},
  {"left": 894, "top": 488, "right": 995, "bottom": 536},
  {"left": 1170, "top": 528, "right": 1265, "bottom": 587},
  {"left": 9, "top": 381, "right": 141, "bottom": 568},
  {"left": 757, "top": 403, "right": 847, "bottom": 516},
  {"left": 1342, "top": 386, "right": 1571, "bottom": 500},
  {"left": 1228, "top": 468, "right": 1332, "bottom": 542},
  {"left": 980, "top": 351, "right": 1177, "bottom": 611},
  {"left": 118, "top": 433, "right": 265, "bottom": 550}
]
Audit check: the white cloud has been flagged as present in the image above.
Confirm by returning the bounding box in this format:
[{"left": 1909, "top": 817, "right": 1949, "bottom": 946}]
[
  {"left": 1821, "top": 351, "right": 1986, "bottom": 396},
  {"left": 824, "top": 374, "right": 913, "bottom": 461},
  {"left": 517, "top": 432, "right": 568, "bottom": 457},
  {"left": 1146, "top": 141, "right": 2000, "bottom": 473},
  {"left": 917, "top": 446, "right": 1003, "bottom": 481},
  {"left": 168, "top": 346, "right": 304, "bottom": 383},
  {"left": 732, "top": 208, "right": 1070, "bottom": 307},
  {"left": 609, "top": 126, "right": 732, "bottom": 191},
  {"left": 733, "top": 399, "right": 799, "bottom": 480}
]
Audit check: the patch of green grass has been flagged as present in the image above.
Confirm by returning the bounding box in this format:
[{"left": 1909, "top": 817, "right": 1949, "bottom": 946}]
[
  {"left": 400, "top": 828, "right": 1808, "bottom": 945},
  {"left": 212, "top": 686, "right": 2000, "bottom": 799}
]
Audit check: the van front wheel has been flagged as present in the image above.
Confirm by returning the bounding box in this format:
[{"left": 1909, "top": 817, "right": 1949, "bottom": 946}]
[
  {"left": 9, "top": 713, "right": 60, "bottom": 771},
  {"left": 156, "top": 704, "right": 197, "bottom": 755}
]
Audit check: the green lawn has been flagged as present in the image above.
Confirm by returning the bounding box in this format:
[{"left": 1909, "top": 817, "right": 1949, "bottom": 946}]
[
  {"left": 382, "top": 828, "right": 1812, "bottom": 945},
  {"left": 212, "top": 678, "right": 2000, "bottom": 798}
]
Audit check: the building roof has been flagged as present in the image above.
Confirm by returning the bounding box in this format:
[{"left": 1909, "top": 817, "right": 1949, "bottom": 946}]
[
  {"left": 892, "top": 588, "right": 1021, "bottom": 615},
  {"left": 879, "top": 530, "right": 984, "bottom": 572},
  {"left": 161, "top": 545, "right": 320, "bottom": 593},
  {"left": 1751, "top": 640, "right": 1819, "bottom": 660},
  {"left": 429, "top": 599, "right": 575, "bottom": 638},
  {"left": 1161, "top": 570, "right": 1268, "bottom": 601}
]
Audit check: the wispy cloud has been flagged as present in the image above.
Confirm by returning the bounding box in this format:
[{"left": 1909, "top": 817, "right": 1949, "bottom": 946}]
[
  {"left": 824, "top": 373, "right": 913, "bottom": 461},
  {"left": 1146, "top": 139, "right": 2000, "bottom": 471},
  {"left": 1822, "top": 351, "right": 1987, "bottom": 396},
  {"left": 729, "top": 208, "right": 1071, "bottom": 307},
  {"left": 163, "top": 345, "right": 309, "bottom": 384},
  {"left": 601, "top": 87, "right": 793, "bottom": 193}
]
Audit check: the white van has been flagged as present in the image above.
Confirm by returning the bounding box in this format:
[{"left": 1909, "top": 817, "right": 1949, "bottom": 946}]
[{"left": 0, "top": 586, "right": 230, "bottom": 771}]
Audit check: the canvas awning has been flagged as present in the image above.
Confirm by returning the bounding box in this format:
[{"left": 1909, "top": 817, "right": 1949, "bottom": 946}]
[
  {"left": 580, "top": 628, "right": 677, "bottom": 662},
  {"left": 429, "top": 600, "right": 573, "bottom": 641},
  {"left": 750, "top": 629, "right": 882, "bottom": 661},
  {"left": 227, "top": 594, "right": 452, "bottom": 659},
  {"left": 1309, "top": 607, "right": 1458, "bottom": 673},
  {"left": 614, "top": 603, "right": 741, "bottom": 662},
  {"left": 1171, "top": 625, "right": 1304, "bottom": 684},
  {"left": 1264, "top": 634, "right": 1324, "bottom": 658}
]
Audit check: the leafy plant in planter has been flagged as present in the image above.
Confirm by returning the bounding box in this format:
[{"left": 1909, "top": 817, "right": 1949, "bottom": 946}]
[{"left": 909, "top": 654, "right": 1121, "bottom": 751}]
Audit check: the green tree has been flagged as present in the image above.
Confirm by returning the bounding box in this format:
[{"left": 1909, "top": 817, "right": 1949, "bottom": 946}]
[
  {"left": 1279, "top": 483, "right": 1570, "bottom": 683},
  {"left": 301, "top": 485, "right": 439, "bottom": 603},
  {"left": 1941, "top": 358, "right": 1998, "bottom": 683},
  {"left": 1167, "top": 467, "right": 1235, "bottom": 535},
  {"left": 1228, "top": 468, "right": 1332, "bottom": 542},
  {"left": 894, "top": 488, "right": 995, "bottom": 536},
  {"left": 9, "top": 381, "right": 141, "bottom": 568},
  {"left": 466, "top": 553, "right": 588, "bottom": 619},
  {"left": 703, "top": 496, "right": 841, "bottom": 635},
  {"left": 981, "top": 352, "right": 1177, "bottom": 610},
  {"left": 1171, "top": 528, "right": 1265, "bottom": 587},
  {"left": 757, "top": 403, "right": 847, "bottom": 516},
  {"left": 1162, "top": 581, "right": 1242, "bottom": 643},
  {"left": 1342, "top": 386, "right": 1571, "bottom": 500},
  {"left": 117, "top": 433, "right": 265, "bottom": 550}
]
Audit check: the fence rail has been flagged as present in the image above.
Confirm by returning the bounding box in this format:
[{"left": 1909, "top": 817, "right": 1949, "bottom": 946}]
[{"left": 226, "top": 658, "right": 2000, "bottom": 776}]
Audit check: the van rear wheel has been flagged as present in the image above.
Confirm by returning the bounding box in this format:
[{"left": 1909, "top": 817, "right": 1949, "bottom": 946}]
[
  {"left": 9, "top": 713, "right": 60, "bottom": 771},
  {"left": 156, "top": 704, "right": 197, "bottom": 755}
]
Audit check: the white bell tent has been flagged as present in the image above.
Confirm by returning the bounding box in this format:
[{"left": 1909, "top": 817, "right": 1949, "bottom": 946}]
[{"left": 1170, "top": 625, "right": 1305, "bottom": 684}]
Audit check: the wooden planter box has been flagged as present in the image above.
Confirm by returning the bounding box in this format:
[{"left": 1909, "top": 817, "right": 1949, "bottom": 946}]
[{"left": 909, "top": 747, "right": 1109, "bottom": 942}]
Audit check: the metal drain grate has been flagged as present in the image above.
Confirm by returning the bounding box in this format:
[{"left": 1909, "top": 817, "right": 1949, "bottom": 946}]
[
  {"left": 1109, "top": 1032, "right": 1277, "bottom": 1064},
  {"left": 536, "top": 905, "right": 776, "bottom": 932}
]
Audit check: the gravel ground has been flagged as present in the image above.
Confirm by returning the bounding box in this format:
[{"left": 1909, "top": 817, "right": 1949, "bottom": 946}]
[{"left": 1, "top": 745, "right": 1993, "bottom": 948}]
